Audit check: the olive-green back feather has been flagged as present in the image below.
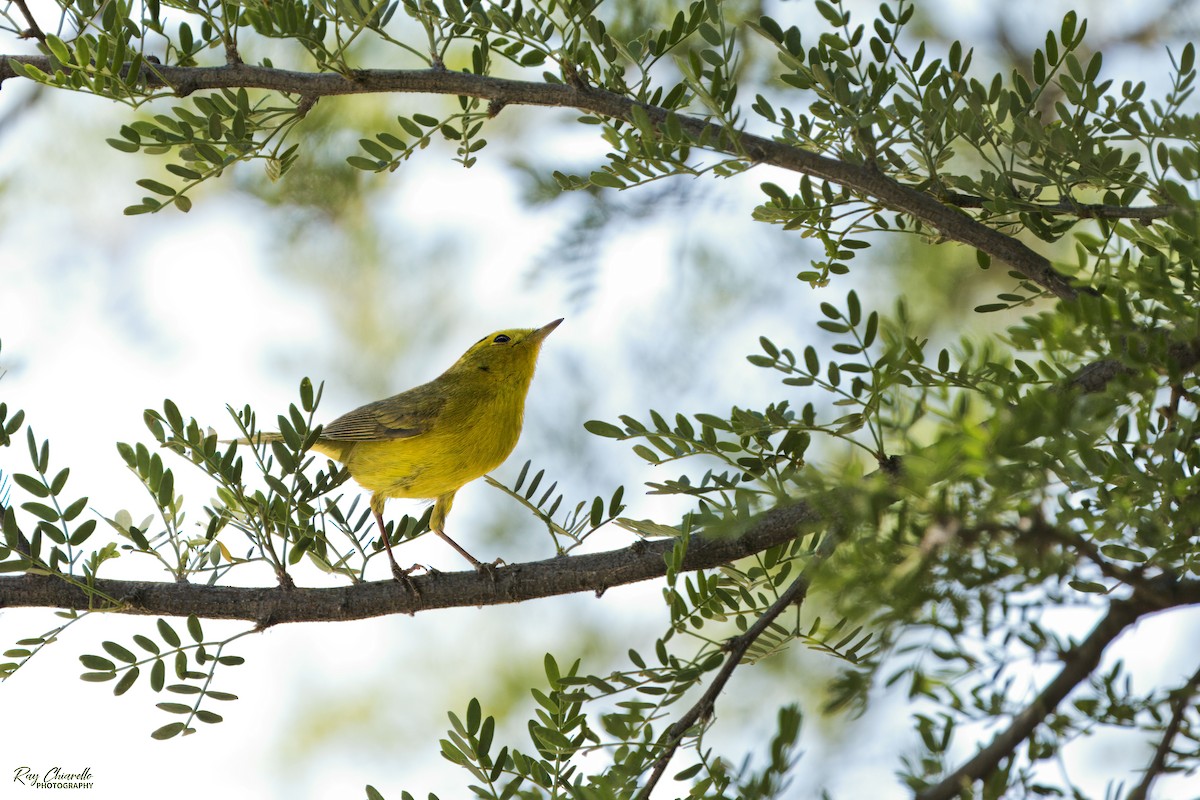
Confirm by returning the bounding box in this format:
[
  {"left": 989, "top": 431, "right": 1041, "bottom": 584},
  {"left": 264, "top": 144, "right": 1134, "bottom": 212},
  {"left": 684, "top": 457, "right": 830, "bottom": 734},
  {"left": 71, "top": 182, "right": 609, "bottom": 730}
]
[{"left": 318, "top": 383, "right": 445, "bottom": 442}]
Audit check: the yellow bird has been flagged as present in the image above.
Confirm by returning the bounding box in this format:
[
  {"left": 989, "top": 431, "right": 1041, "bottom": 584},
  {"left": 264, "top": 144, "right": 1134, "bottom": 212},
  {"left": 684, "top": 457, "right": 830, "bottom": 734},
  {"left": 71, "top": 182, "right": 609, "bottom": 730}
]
[{"left": 246, "top": 319, "right": 561, "bottom": 577}]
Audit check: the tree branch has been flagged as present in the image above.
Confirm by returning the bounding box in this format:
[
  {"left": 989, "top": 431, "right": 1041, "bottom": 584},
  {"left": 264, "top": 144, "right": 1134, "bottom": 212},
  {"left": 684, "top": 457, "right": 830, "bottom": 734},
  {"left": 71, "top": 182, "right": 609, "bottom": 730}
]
[
  {"left": 1066, "top": 335, "right": 1200, "bottom": 394},
  {"left": 0, "top": 57, "right": 1085, "bottom": 300},
  {"left": 915, "top": 576, "right": 1200, "bottom": 800},
  {"left": 0, "top": 501, "right": 819, "bottom": 625},
  {"left": 1127, "top": 661, "right": 1200, "bottom": 800},
  {"left": 942, "top": 192, "right": 1176, "bottom": 222}
]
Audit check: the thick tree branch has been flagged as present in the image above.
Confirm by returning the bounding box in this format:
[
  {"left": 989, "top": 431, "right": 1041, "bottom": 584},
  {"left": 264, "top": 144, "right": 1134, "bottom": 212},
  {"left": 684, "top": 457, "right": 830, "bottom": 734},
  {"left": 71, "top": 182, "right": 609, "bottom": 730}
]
[
  {"left": 0, "top": 501, "right": 819, "bottom": 625},
  {"left": 0, "top": 57, "right": 1085, "bottom": 300},
  {"left": 915, "top": 576, "right": 1200, "bottom": 800}
]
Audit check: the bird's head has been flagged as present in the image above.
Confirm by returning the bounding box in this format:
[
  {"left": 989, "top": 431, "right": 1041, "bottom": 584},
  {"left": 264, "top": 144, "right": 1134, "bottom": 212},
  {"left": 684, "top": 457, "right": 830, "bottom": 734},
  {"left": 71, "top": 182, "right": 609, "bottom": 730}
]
[{"left": 449, "top": 318, "right": 563, "bottom": 384}]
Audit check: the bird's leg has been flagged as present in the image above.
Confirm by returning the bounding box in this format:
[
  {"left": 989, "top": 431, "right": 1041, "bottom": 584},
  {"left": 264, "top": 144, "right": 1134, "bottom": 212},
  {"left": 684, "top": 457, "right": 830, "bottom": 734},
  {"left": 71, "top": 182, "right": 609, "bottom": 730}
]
[
  {"left": 435, "top": 529, "right": 486, "bottom": 569},
  {"left": 371, "top": 499, "right": 421, "bottom": 590},
  {"left": 373, "top": 508, "right": 403, "bottom": 575},
  {"left": 432, "top": 492, "right": 503, "bottom": 573}
]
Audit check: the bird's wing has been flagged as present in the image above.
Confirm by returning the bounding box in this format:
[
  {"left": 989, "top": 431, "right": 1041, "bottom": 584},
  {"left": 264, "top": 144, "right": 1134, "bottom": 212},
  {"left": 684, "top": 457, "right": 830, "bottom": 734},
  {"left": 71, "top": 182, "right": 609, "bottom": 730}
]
[{"left": 319, "top": 384, "right": 446, "bottom": 442}]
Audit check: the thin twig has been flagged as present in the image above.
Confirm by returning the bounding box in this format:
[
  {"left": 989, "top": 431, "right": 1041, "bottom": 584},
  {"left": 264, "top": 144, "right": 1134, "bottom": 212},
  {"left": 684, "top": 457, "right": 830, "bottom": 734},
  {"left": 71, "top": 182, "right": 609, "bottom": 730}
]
[
  {"left": 12, "top": 0, "right": 46, "bottom": 43},
  {"left": 1127, "top": 662, "right": 1200, "bottom": 800},
  {"left": 636, "top": 528, "right": 842, "bottom": 799}
]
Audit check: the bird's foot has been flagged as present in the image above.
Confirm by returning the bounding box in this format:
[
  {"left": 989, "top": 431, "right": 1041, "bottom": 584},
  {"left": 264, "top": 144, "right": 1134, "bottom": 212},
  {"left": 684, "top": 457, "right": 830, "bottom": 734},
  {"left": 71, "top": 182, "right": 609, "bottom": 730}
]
[
  {"left": 473, "top": 557, "right": 506, "bottom": 581},
  {"left": 390, "top": 561, "right": 424, "bottom": 595}
]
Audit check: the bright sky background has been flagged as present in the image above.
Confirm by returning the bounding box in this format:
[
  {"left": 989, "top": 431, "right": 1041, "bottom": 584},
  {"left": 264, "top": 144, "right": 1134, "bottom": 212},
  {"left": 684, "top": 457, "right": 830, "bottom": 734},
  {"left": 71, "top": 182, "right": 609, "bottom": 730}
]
[{"left": 2, "top": 1, "right": 1199, "bottom": 798}]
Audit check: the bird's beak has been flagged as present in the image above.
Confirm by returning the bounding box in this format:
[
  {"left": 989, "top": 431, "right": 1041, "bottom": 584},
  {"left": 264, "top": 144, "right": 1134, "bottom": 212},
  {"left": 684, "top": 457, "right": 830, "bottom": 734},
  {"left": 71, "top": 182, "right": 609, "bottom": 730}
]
[{"left": 527, "top": 318, "right": 564, "bottom": 344}]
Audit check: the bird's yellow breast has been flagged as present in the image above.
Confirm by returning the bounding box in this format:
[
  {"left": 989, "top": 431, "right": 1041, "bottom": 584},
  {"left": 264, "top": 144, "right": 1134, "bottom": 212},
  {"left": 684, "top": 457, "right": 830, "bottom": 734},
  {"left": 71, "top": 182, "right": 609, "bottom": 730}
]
[{"left": 311, "top": 387, "right": 525, "bottom": 501}]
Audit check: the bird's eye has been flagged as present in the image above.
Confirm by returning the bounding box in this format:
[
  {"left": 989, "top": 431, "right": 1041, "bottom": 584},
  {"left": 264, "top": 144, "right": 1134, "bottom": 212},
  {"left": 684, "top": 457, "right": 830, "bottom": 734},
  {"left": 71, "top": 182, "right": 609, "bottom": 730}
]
[{"left": 493, "top": 334, "right": 511, "bottom": 344}]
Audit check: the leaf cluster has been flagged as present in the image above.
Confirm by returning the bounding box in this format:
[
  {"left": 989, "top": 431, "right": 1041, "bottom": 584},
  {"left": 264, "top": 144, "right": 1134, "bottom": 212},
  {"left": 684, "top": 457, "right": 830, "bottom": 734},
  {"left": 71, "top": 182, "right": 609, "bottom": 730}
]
[{"left": 78, "top": 615, "right": 246, "bottom": 740}]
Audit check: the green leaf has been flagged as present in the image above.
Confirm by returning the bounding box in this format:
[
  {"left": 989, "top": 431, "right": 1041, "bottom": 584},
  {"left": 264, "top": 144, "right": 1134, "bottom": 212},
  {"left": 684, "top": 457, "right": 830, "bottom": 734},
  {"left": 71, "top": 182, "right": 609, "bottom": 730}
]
[
  {"left": 347, "top": 156, "right": 382, "bottom": 171},
  {"left": 166, "top": 163, "right": 202, "bottom": 180},
  {"left": 136, "top": 178, "right": 177, "bottom": 197},
  {"left": 466, "top": 696, "right": 481, "bottom": 734},
  {"left": 114, "top": 667, "right": 140, "bottom": 695},
  {"left": 167, "top": 683, "right": 203, "bottom": 694},
  {"left": 156, "top": 702, "right": 193, "bottom": 714},
  {"left": 103, "top": 641, "right": 137, "bottom": 663},
  {"left": 69, "top": 518, "right": 96, "bottom": 546},
  {"left": 21, "top": 502, "right": 59, "bottom": 523},
  {"left": 520, "top": 50, "right": 546, "bottom": 67},
  {"left": 359, "top": 138, "right": 393, "bottom": 161},
  {"left": 584, "top": 420, "right": 625, "bottom": 438},
  {"left": 846, "top": 291, "right": 861, "bottom": 325},
  {"left": 151, "top": 658, "right": 166, "bottom": 691},
  {"left": 150, "top": 722, "right": 187, "bottom": 740},
  {"left": 632, "top": 444, "right": 660, "bottom": 463},
  {"left": 187, "top": 614, "right": 203, "bottom": 642},
  {"left": 134, "top": 634, "right": 161, "bottom": 654},
  {"left": 124, "top": 200, "right": 162, "bottom": 216},
  {"left": 61, "top": 496, "right": 87, "bottom": 522},
  {"left": 12, "top": 473, "right": 49, "bottom": 497},
  {"left": 158, "top": 619, "right": 181, "bottom": 647},
  {"left": 49, "top": 467, "right": 69, "bottom": 495},
  {"left": 44, "top": 35, "right": 72, "bottom": 64},
  {"left": 589, "top": 170, "right": 626, "bottom": 189},
  {"left": 80, "top": 654, "right": 116, "bottom": 672},
  {"left": 694, "top": 413, "right": 729, "bottom": 430},
  {"left": 1099, "top": 544, "right": 1148, "bottom": 563}
]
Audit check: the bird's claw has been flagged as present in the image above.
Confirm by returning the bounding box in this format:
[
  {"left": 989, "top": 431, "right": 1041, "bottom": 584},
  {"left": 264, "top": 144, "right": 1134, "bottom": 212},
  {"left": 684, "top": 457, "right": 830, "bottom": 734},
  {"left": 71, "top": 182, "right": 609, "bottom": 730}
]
[
  {"left": 473, "top": 558, "right": 505, "bottom": 581},
  {"left": 390, "top": 561, "right": 423, "bottom": 595}
]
